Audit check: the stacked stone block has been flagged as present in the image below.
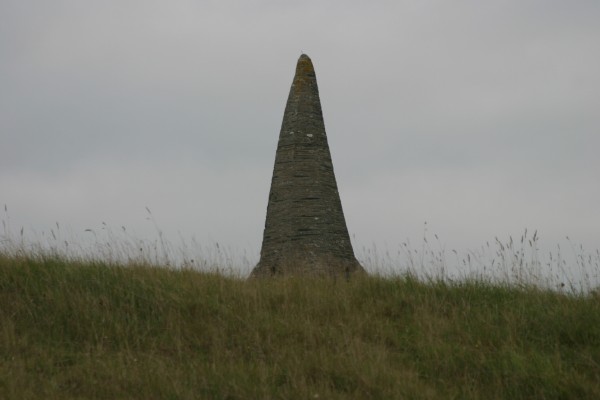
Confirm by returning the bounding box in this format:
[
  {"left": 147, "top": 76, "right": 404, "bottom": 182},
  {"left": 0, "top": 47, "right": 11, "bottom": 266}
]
[{"left": 251, "top": 54, "right": 364, "bottom": 277}]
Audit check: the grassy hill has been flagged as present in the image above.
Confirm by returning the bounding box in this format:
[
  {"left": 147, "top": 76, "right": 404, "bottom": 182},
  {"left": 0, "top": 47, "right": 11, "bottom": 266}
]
[{"left": 1, "top": 253, "right": 599, "bottom": 399}]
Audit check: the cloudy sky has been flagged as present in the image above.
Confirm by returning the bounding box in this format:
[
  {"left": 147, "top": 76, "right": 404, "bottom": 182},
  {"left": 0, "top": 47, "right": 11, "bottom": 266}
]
[{"left": 1, "top": 1, "right": 599, "bottom": 274}]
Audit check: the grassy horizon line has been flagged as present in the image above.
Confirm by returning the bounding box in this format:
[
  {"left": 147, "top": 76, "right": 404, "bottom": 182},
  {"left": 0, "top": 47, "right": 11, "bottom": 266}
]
[{"left": 1, "top": 252, "right": 600, "bottom": 399}]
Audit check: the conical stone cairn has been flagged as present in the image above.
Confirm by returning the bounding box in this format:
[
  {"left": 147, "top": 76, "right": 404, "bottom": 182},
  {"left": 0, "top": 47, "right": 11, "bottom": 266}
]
[{"left": 251, "top": 54, "right": 365, "bottom": 278}]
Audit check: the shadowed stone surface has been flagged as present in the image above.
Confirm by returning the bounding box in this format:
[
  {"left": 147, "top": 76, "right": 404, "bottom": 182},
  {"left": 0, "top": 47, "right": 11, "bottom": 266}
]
[{"left": 251, "top": 54, "right": 364, "bottom": 277}]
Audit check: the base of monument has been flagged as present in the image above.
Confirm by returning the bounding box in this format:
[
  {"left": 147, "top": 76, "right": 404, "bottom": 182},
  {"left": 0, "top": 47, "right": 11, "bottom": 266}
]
[{"left": 250, "top": 256, "right": 366, "bottom": 279}]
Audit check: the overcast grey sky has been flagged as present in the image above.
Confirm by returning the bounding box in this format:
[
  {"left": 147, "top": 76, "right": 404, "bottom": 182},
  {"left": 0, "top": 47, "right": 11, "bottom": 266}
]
[{"left": 1, "top": 1, "right": 599, "bottom": 274}]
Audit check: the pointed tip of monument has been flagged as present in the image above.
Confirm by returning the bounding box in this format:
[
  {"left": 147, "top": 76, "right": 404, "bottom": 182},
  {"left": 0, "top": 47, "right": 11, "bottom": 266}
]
[
  {"left": 298, "top": 53, "right": 312, "bottom": 64},
  {"left": 295, "top": 53, "right": 315, "bottom": 79}
]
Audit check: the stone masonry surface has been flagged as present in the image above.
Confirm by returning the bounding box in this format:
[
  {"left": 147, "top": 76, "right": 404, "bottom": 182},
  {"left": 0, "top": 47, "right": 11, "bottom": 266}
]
[{"left": 251, "top": 54, "right": 364, "bottom": 277}]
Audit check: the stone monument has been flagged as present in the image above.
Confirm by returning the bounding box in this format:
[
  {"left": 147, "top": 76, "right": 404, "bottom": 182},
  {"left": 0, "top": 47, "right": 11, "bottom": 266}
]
[{"left": 251, "top": 54, "right": 364, "bottom": 277}]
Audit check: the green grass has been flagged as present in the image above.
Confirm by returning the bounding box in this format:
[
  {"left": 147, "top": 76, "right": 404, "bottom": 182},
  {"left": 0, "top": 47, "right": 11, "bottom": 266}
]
[{"left": 1, "top": 253, "right": 600, "bottom": 399}]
